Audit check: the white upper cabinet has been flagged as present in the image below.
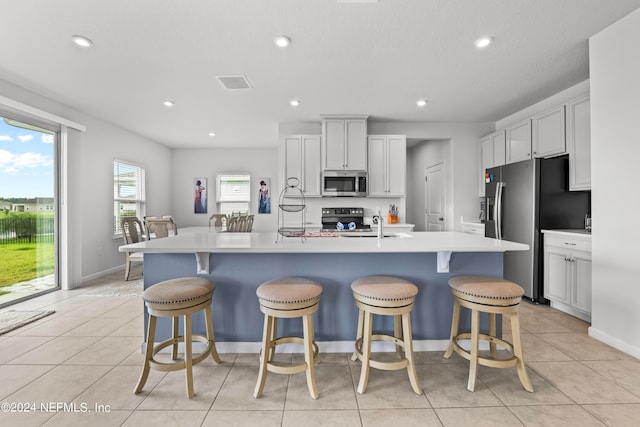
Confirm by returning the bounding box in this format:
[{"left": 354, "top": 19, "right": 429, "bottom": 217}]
[
  {"left": 283, "top": 135, "right": 322, "bottom": 197},
  {"left": 567, "top": 95, "right": 591, "bottom": 191},
  {"left": 532, "top": 105, "right": 566, "bottom": 158},
  {"left": 506, "top": 120, "right": 532, "bottom": 163},
  {"left": 367, "top": 135, "right": 406, "bottom": 197},
  {"left": 492, "top": 131, "right": 506, "bottom": 166},
  {"left": 478, "top": 130, "right": 506, "bottom": 197},
  {"left": 322, "top": 116, "right": 367, "bottom": 171}
]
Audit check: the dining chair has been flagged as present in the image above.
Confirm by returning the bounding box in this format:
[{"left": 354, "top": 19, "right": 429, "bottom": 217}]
[
  {"left": 121, "top": 216, "right": 145, "bottom": 281},
  {"left": 145, "top": 216, "right": 178, "bottom": 238}
]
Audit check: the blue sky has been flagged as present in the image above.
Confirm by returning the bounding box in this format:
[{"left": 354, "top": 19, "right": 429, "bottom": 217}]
[{"left": 0, "top": 116, "right": 54, "bottom": 198}]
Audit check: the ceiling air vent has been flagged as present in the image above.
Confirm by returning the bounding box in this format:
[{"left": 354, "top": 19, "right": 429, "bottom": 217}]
[{"left": 216, "top": 75, "right": 253, "bottom": 90}]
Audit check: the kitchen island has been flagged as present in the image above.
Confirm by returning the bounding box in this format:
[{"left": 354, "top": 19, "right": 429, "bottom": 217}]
[{"left": 120, "top": 228, "right": 528, "bottom": 352}]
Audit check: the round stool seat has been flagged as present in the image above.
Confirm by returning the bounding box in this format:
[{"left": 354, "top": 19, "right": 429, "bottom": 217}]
[
  {"left": 134, "top": 276, "right": 221, "bottom": 399},
  {"left": 257, "top": 277, "right": 323, "bottom": 310},
  {"left": 448, "top": 275, "right": 523, "bottom": 306},
  {"left": 351, "top": 276, "right": 418, "bottom": 308},
  {"left": 143, "top": 277, "right": 215, "bottom": 312},
  {"left": 254, "top": 277, "right": 323, "bottom": 399},
  {"left": 444, "top": 275, "right": 533, "bottom": 393}
]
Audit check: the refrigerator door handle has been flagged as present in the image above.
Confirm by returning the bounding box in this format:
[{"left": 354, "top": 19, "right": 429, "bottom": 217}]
[{"left": 495, "top": 182, "right": 504, "bottom": 240}]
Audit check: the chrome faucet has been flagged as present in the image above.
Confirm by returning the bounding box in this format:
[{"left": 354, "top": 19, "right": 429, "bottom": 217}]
[{"left": 376, "top": 208, "right": 384, "bottom": 239}]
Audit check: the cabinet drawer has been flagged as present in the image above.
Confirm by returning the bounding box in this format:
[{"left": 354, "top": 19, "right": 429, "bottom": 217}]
[
  {"left": 462, "top": 223, "right": 485, "bottom": 235},
  {"left": 544, "top": 234, "right": 591, "bottom": 252}
]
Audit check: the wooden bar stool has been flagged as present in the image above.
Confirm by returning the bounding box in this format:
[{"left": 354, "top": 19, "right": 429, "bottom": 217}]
[
  {"left": 134, "top": 277, "right": 221, "bottom": 399},
  {"left": 350, "top": 276, "right": 423, "bottom": 395},
  {"left": 254, "top": 277, "right": 323, "bottom": 399},
  {"left": 444, "top": 275, "right": 533, "bottom": 392}
]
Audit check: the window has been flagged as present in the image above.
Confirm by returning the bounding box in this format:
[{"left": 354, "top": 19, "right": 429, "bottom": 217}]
[
  {"left": 113, "top": 160, "right": 145, "bottom": 235},
  {"left": 216, "top": 173, "right": 250, "bottom": 216}
]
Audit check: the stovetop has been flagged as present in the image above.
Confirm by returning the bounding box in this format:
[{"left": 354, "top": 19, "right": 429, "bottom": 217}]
[{"left": 321, "top": 207, "right": 370, "bottom": 232}]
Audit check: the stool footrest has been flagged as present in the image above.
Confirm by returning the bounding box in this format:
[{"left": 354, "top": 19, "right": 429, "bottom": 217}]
[
  {"left": 451, "top": 333, "right": 519, "bottom": 369},
  {"left": 148, "top": 335, "right": 213, "bottom": 372},
  {"left": 353, "top": 334, "right": 410, "bottom": 371},
  {"left": 261, "top": 336, "right": 319, "bottom": 375}
]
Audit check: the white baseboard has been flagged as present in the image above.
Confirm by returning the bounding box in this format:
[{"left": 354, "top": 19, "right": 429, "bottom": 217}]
[
  {"left": 588, "top": 326, "right": 640, "bottom": 359},
  {"left": 80, "top": 265, "right": 125, "bottom": 285},
  {"left": 141, "top": 338, "right": 488, "bottom": 355}
]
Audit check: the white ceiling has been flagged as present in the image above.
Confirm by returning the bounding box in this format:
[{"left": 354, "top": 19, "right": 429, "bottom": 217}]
[{"left": 1, "top": 0, "right": 639, "bottom": 148}]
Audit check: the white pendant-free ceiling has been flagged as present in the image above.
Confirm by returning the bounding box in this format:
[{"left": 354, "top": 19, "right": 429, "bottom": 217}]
[{"left": 0, "top": 0, "right": 639, "bottom": 148}]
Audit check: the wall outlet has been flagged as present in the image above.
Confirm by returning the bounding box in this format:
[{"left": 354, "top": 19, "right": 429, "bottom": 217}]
[{"left": 97, "top": 246, "right": 103, "bottom": 256}]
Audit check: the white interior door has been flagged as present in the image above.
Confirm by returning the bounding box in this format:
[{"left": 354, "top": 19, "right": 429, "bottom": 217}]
[{"left": 425, "top": 162, "right": 445, "bottom": 231}]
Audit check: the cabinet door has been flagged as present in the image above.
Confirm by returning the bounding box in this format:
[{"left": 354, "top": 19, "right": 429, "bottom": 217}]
[
  {"left": 323, "top": 119, "right": 346, "bottom": 169},
  {"left": 481, "top": 137, "right": 493, "bottom": 171},
  {"left": 544, "top": 246, "right": 570, "bottom": 304},
  {"left": 506, "top": 121, "right": 531, "bottom": 163},
  {"left": 284, "top": 136, "right": 302, "bottom": 184},
  {"left": 532, "top": 105, "right": 566, "bottom": 158},
  {"left": 571, "top": 250, "right": 592, "bottom": 314},
  {"left": 568, "top": 96, "right": 591, "bottom": 191},
  {"left": 386, "top": 136, "right": 406, "bottom": 196},
  {"left": 345, "top": 119, "right": 367, "bottom": 170},
  {"left": 302, "top": 135, "right": 322, "bottom": 196},
  {"left": 367, "top": 136, "right": 386, "bottom": 196},
  {"left": 492, "top": 131, "right": 506, "bottom": 166}
]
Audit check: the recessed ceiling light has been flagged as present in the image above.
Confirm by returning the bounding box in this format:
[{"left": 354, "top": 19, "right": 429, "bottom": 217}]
[
  {"left": 475, "top": 36, "right": 493, "bottom": 48},
  {"left": 290, "top": 99, "right": 300, "bottom": 107},
  {"left": 274, "top": 36, "right": 291, "bottom": 48},
  {"left": 163, "top": 100, "right": 175, "bottom": 107},
  {"left": 416, "top": 99, "right": 428, "bottom": 107},
  {"left": 71, "top": 35, "right": 93, "bottom": 48},
  {"left": 208, "top": 132, "right": 216, "bottom": 137}
]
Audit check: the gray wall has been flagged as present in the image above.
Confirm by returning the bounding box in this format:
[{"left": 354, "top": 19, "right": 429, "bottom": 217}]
[
  {"left": 406, "top": 139, "right": 451, "bottom": 231},
  {"left": 169, "top": 147, "right": 279, "bottom": 232},
  {"left": 589, "top": 8, "right": 640, "bottom": 358}
]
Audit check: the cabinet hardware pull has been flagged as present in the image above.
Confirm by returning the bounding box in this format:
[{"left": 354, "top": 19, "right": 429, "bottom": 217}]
[{"left": 564, "top": 242, "right": 576, "bottom": 246}]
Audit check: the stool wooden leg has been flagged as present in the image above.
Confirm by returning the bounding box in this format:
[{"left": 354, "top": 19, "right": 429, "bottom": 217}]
[
  {"left": 489, "top": 312, "right": 497, "bottom": 359},
  {"left": 134, "top": 314, "right": 156, "bottom": 394},
  {"left": 254, "top": 314, "right": 274, "bottom": 398},
  {"left": 509, "top": 312, "right": 534, "bottom": 392},
  {"left": 204, "top": 305, "right": 222, "bottom": 363},
  {"left": 351, "top": 308, "right": 364, "bottom": 361},
  {"left": 171, "top": 316, "right": 179, "bottom": 360},
  {"left": 444, "top": 298, "right": 461, "bottom": 359},
  {"left": 357, "top": 311, "right": 373, "bottom": 394},
  {"left": 268, "top": 317, "right": 277, "bottom": 362},
  {"left": 402, "top": 311, "right": 423, "bottom": 395},
  {"left": 184, "top": 313, "right": 195, "bottom": 399},
  {"left": 303, "top": 313, "right": 319, "bottom": 399},
  {"left": 394, "top": 314, "right": 403, "bottom": 358},
  {"left": 468, "top": 308, "right": 480, "bottom": 392}
]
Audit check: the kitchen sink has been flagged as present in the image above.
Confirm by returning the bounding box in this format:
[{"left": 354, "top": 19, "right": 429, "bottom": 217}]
[{"left": 339, "top": 232, "right": 413, "bottom": 238}]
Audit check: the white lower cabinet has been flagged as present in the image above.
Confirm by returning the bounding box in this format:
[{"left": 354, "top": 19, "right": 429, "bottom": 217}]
[
  {"left": 461, "top": 222, "right": 485, "bottom": 235},
  {"left": 543, "top": 231, "right": 591, "bottom": 322}
]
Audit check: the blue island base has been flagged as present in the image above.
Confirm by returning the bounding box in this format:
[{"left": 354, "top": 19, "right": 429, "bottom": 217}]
[{"left": 142, "top": 252, "right": 503, "bottom": 352}]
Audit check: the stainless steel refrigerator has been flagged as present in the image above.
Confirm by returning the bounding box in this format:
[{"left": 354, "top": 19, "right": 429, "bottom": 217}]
[{"left": 485, "top": 155, "right": 590, "bottom": 302}]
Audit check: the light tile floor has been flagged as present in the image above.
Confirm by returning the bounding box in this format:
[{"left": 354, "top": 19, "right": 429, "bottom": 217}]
[{"left": 1, "top": 269, "right": 640, "bottom": 426}]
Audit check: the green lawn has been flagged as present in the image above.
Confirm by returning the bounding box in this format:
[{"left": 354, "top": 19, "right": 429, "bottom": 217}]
[{"left": 0, "top": 242, "right": 55, "bottom": 288}]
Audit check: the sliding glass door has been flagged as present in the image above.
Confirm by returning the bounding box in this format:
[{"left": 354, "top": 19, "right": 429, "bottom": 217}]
[{"left": 0, "top": 113, "right": 59, "bottom": 306}]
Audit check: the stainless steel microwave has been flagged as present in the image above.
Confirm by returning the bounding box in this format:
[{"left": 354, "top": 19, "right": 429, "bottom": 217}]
[{"left": 322, "top": 171, "right": 367, "bottom": 197}]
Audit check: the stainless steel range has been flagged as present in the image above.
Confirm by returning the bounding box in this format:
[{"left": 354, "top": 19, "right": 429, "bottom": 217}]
[{"left": 321, "top": 207, "right": 372, "bottom": 232}]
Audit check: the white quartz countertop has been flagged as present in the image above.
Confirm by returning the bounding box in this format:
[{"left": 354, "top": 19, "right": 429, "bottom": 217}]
[
  {"left": 119, "top": 227, "right": 528, "bottom": 254},
  {"left": 542, "top": 229, "right": 592, "bottom": 238}
]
